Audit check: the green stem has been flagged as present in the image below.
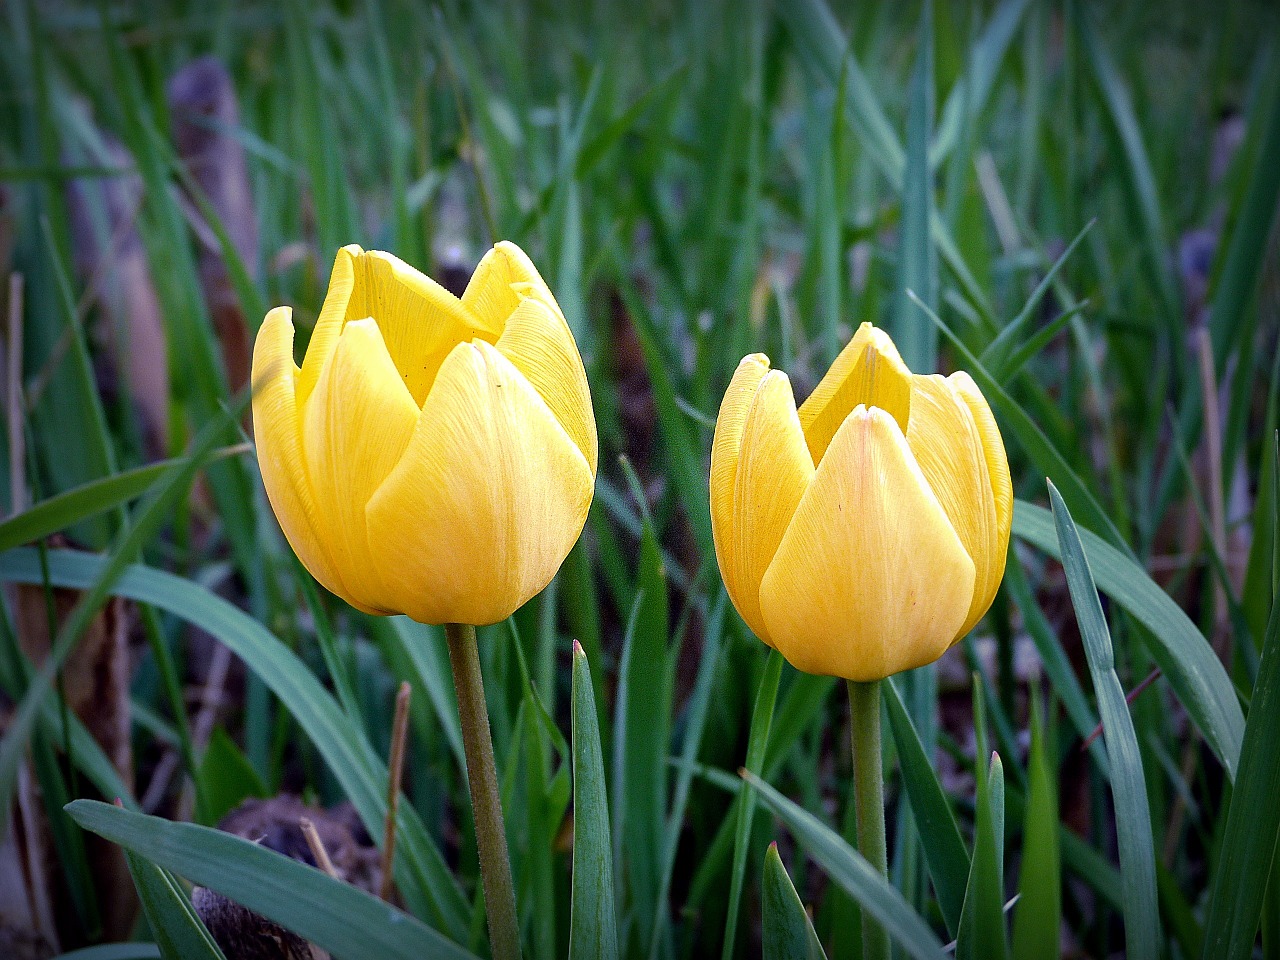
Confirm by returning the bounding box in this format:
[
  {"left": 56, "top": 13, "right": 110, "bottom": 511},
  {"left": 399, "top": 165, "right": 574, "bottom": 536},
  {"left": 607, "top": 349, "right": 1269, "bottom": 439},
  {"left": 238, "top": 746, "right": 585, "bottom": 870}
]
[
  {"left": 444, "top": 623, "right": 521, "bottom": 960},
  {"left": 849, "top": 678, "right": 889, "bottom": 960}
]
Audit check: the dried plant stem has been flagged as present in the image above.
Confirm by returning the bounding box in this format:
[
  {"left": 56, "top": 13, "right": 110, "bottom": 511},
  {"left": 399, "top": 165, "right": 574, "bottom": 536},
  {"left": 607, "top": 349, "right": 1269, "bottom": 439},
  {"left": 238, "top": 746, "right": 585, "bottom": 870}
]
[
  {"left": 378, "top": 680, "right": 412, "bottom": 902},
  {"left": 848, "top": 678, "right": 888, "bottom": 960},
  {"left": 445, "top": 622, "right": 521, "bottom": 960},
  {"left": 300, "top": 817, "right": 339, "bottom": 880}
]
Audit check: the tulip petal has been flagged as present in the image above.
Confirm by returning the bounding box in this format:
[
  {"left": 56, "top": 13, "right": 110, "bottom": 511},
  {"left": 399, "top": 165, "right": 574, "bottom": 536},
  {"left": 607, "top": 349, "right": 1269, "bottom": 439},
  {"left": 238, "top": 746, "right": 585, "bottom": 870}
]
[
  {"left": 251, "top": 307, "right": 351, "bottom": 604},
  {"left": 759, "top": 405, "right": 975, "bottom": 681},
  {"left": 949, "top": 372, "right": 1012, "bottom": 539},
  {"left": 798, "top": 323, "right": 912, "bottom": 465},
  {"left": 906, "top": 374, "right": 1002, "bottom": 639},
  {"left": 726, "top": 371, "right": 814, "bottom": 644},
  {"left": 297, "top": 245, "right": 360, "bottom": 409},
  {"left": 301, "top": 318, "right": 420, "bottom": 614},
  {"left": 463, "top": 241, "right": 560, "bottom": 333},
  {"left": 365, "top": 340, "right": 594, "bottom": 626},
  {"left": 347, "top": 250, "right": 494, "bottom": 405},
  {"left": 495, "top": 295, "right": 597, "bottom": 474},
  {"left": 710, "top": 354, "right": 771, "bottom": 622},
  {"left": 951, "top": 370, "right": 1013, "bottom": 593}
]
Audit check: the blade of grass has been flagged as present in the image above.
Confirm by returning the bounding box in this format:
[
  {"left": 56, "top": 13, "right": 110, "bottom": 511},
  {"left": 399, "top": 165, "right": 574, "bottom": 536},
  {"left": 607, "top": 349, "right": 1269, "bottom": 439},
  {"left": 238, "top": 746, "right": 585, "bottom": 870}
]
[
  {"left": 762, "top": 842, "right": 828, "bottom": 960},
  {"left": 722, "top": 649, "right": 784, "bottom": 960},
  {"left": 570, "top": 639, "right": 619, "bottom": 960},
  {"left": 67, "top": 801, "right": 479, "bottom": 960},
  {"left": 883, "top": 676, "right": 969, "bottom": 938},
  {"left": 1201, "top": 441, "right": 1280, "bottom": 960},
  {"left": 0, "top": 547, "right": 470, "bottom": 941},
  {"left": 1013, "top": 499, "right": 1244, "bottom": 780},
  {"left": 124, "top": 849, "right": 227, "bottom": 960},
  {"left": 1049, "top": 481, "right": 1160, "bottom": 960},
  {"left": 743, "top": 771, "right": 948, "bottom": 960},
  {"left": 895, "top": 0, "right": 938, "bottom": 372},
  {"left": 1010, "top": 692, "right": 1061, "bottom": 960}
]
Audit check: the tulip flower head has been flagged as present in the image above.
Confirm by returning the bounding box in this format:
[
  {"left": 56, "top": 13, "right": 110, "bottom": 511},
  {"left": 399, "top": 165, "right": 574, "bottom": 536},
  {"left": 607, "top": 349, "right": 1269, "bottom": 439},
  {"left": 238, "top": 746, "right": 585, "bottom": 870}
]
[
  {"left": 252, "top": 242, "right": 597, "bottom": 626},
  {"left": 710, "top": 323, "right": 1011, "bottom": 681}
]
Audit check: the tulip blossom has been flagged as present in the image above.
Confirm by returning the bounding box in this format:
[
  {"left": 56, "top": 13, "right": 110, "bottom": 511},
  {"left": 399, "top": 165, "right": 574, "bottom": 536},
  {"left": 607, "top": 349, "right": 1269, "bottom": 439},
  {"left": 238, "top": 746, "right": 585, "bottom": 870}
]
[
  {"left": 251, "top": 242, "right": 597, "bottom": 626},
  {"left": 710, "top": 322, "right": 1011, "bottom": 681}
]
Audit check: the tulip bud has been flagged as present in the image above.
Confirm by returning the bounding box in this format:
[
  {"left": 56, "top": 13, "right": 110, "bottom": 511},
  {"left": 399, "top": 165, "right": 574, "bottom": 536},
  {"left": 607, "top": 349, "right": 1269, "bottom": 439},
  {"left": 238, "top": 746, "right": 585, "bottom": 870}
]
[
  {"left": 710, "top": 323, "right": 1011, "bottom": 681},
  {"left": 251, "top": 242, "right": 597, "bottom": 626}
]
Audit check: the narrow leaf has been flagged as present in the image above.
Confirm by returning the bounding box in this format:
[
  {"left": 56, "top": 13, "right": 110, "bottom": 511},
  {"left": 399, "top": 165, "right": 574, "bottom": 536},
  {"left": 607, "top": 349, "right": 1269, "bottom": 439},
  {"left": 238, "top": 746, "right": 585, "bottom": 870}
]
[
  {"left": 743, "top": 771, "right": 947, "bottom": 960},
  {"left": 1049, "top": 482, "right": 1160, "bottom": 960},
  {"left": 570, "top": 641, "right": 619, "bottom": 960},
  {"left": 762, "top": 842, "right": 827, "bottom": 960}
]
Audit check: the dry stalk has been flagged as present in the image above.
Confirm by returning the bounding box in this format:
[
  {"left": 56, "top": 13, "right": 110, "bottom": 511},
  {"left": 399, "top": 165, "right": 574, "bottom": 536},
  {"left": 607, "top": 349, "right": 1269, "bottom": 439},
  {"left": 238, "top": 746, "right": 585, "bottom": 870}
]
[{"left": 378, "top": 681, "right": 412, "bottom": 902}]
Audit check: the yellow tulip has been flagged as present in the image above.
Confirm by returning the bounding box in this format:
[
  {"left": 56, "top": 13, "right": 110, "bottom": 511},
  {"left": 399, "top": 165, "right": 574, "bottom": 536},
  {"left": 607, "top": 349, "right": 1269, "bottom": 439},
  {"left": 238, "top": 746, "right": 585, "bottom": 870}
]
[
  {"left": 710, "top": 322, "right": 1012, "bottom": 681},
  {"left": 251, "top": 241, "right": 597, "bottom": 626}
]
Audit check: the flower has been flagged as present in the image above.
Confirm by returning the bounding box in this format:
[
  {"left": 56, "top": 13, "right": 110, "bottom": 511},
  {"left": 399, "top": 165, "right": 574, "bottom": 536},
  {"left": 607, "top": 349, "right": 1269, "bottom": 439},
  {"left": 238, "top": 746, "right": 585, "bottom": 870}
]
[
  {"left": 710, "top": 323, "right": 1011, "bottom": 681},
  {"left": 251, "top": 242, "right": 597, "bottom": 626}
]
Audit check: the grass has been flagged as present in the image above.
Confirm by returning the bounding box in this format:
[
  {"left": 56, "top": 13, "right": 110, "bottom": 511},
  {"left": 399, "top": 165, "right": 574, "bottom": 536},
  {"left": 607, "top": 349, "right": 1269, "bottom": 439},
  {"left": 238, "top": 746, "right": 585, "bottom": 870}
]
[{"left": 1, "top": 0, "right": 1279, "bottom": 957}]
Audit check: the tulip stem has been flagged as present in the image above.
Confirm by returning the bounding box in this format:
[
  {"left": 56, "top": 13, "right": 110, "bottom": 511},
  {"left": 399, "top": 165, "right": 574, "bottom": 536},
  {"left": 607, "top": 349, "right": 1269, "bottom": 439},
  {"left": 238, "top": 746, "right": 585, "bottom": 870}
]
[
  {"left": 848, "top": 678, "right": 889, "bottom": 960},
  {"left": 445, "top": 622, "right": 522, "bottom": 960}
]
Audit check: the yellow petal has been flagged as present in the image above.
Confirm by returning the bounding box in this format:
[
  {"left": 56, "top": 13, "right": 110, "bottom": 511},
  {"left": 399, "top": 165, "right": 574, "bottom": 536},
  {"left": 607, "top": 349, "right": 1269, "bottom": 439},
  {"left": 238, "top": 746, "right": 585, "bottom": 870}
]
[
  {"left": 495, "top": 295, "right": 597, "bottom": 474},
  {"left": 759, "top": 405, "right": 975, "bottom": 681},
  {"left": 251, "top": 307, "right": 350, "bottom": 603},
  {"left": 906, "top": 374, "right": 1001, "bottom": 639},
  {"left": 725, "top": 371, "right": 814, "bottom": 643},
  {"left": 301, "top": 318, "right": 421, "bottom": 614},
  {"left": 463, "top": 241, "right": 561, "bottom": 332},
  {"left": 365, "top": 340, "right": 594, "bottom": 625},
  {"left": 297, "top": 245, "right": 361, "bottom": 409},
  {"left": 710, "top": 354, "right": 771, "bottom": 625},
  {"left": 797, "top": 323, "right": 912, "bottom": 465},
  {"left": 950, "top": 370, "right": 1013, "bottom": 613},
  {"left": 348, "top": 250, "right": 494, "bottom": 405}
]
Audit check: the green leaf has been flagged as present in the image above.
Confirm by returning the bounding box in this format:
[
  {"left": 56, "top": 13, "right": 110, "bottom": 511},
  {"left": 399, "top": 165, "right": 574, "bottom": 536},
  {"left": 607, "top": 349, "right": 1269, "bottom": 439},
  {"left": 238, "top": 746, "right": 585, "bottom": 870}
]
[
  {"left": 124, "top": 849, "right": 227, "bottom": 960},
  {"left": 0, "top": 404, "right": 241, "bottom": 841},
  {"left": 0, "top": 548, "right": 469, "bottom": 942},
  {"left": 762, "top": 842, "right": 827, "bottom": 960},
  {"left": 932, "top": 0, "right": 1031, "bottom": 166},
  {"left": 883, "top": 676, "right": 968, "bottom": 937},
  {"left": 1048, "top": 482, "right": 1160, "bottom": 960},
  {"left": 66, "top": 801, "right": 479, "bottom": 960},
  {"left": 722, "top": 649, "right": 785, "bottom": 960},
  {"left": 1013, "top": 499, "right": 1244, "bottom": 780},
  {"left": 1075, "top": 8, "right": 1179, "bottom": 323},
  {"left": 1201, "top": 534, "right": 1280, "bottom": 958},
  {"left": 0, "top": 446, "right": 246, "bottom": 555},
  {"left": 1010, "top": 695, "right": 1061, "bottom": 960},
  {"left": 570, "top": 640, "right": 619, "bottom": 960},
  {"left": 979, "top": 221, "right": 1094, "bottom": 378},
  {"left": 742, "top": 771, "right": 947, "bottom": 960},
  {"left": 895, "top": 0, "right": 937, "bottom": 372},
  {"left": 196, "top": 727, "right": 268, "bottom": 825},
  {"left": 956, "top": 693, "right": 1007, "bottom": 960},
  {"left": 615, "top": 520, "right": 670, "bottom": 950},
  {"left": 1002, "top": 556, "right": 1107, "bottom": 775}
]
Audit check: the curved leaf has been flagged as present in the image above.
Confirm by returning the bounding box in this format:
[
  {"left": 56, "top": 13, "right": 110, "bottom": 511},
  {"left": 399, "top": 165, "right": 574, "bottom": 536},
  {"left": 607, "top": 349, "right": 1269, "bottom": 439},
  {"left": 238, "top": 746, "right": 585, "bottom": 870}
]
[
  {"left": 67, "top": 801, "right": 478, "bottom": 960},
  {"left": 1013, "top": 499, "right": 1243, "bottom": 779},
  {"left": 743, "top": 771, "right": 948, "bottom": 960},
  {"left": 0, "top": 547, "right": 469, "bottom": 942},
  {"left": 1049, "top": 483, "right": 1160, "bottom": 960}
]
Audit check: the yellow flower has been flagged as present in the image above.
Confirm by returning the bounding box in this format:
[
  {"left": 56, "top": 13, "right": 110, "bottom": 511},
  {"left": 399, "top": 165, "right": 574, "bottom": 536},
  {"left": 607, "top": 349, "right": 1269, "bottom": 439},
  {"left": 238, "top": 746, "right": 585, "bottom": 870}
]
[
  {"left": 710, "top": 323, "right": 1011, "bottom": 681},
  {"left": 251, "top": 242, "right": 597, "bottom": 626}
]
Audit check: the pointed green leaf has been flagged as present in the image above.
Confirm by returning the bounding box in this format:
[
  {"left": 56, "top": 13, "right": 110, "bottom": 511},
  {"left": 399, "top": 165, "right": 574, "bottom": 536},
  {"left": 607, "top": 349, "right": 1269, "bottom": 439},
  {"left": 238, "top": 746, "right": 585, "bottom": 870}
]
[
  {"left": 67, "top": 801, "right": 479, "bottom": 960},
  {"left": 762, "top": 843, "right": 827, "bottom": 960},
  {"left": 1049, "top": 482, "right": 1160, "bottom": 960},
  {"left": 743, "top": 771, "right": 947, "bottom": 960},
  {"left": 570, "top": 640, "right": 619, "bottom": 960}
]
